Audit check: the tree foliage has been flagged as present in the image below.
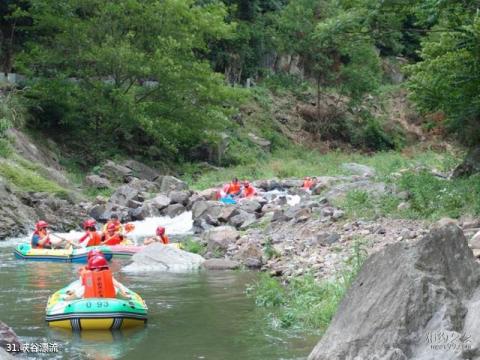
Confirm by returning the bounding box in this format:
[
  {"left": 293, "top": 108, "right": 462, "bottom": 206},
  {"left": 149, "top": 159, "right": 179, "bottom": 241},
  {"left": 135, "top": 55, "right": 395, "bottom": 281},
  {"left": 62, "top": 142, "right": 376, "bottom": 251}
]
[{"left": 19, "top": 0, "right": 240, "bottom": 163}]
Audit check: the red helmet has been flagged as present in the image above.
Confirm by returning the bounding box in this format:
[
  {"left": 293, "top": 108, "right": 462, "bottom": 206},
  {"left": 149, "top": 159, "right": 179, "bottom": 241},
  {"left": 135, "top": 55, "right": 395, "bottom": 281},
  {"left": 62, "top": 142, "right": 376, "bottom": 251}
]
[
  {"left": 107, "top": 222, "right": 116, "bottom": 232},
  {"left": 156, "top": 226, "right": 165, "bottom": 236},
  {"left": 88, "top": 255, "right": 109, "bottom": 271},
  {"left": 35, "top": 220, "right": 49, "bottom": 231},
  {"left": 87, "top": 249, "right": 104, "bottom": 261},
  {"left": 83, "top": 219, "right": 97, "bottom": 230}
]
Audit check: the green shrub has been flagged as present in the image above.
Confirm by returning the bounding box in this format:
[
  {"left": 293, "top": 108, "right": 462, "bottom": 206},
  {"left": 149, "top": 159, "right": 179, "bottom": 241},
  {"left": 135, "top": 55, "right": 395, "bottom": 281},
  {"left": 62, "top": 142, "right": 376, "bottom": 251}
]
[
  {"left": 247, "top": 241, "right": 367, "bottom": 331},
  {"left": 182, "top": 238, "right": 206, "bottom": 255}
]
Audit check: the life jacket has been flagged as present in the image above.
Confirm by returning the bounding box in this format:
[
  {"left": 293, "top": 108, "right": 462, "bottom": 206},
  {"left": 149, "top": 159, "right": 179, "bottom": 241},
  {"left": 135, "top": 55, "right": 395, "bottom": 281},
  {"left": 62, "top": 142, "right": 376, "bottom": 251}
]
[
  {"left": 82, "top": 269, "right": 116, "bottom": 298},
  {"left": 227, "top": 182, "right": 241, "bottom": 195},
  {"left": 160, "top": 235, "right": 169, "bottom": 244},
  {"left": 32, "top": 230, "right": 51, "bottom": 249},
  {"left": 303, "top": 180, "right": 314, "bottom": 190},
  {"left": 102, "top": 221, "right": 123, "bottom": 234},
  {"left": 243, "top": 186, "right": 256, "bottom": 198},
  {"left": 102, "top": 233, "right": 123, "bottom": 246},
  {"left": 79, "top": 231, "right": 102, "bottom": 247}
]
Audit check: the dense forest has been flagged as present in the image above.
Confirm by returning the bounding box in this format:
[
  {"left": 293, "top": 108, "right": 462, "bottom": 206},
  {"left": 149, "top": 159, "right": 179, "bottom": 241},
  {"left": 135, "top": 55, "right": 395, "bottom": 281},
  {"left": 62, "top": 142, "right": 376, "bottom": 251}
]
[{"left": 1, "top": 0, "right": 480, "bottom": 168}]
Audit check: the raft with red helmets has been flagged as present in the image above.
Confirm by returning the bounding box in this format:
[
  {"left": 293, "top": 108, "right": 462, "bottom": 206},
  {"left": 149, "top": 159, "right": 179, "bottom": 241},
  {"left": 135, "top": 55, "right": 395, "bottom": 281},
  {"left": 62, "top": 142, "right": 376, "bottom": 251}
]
[
  {"left": 46, "top": 250, "right": 147, "bottom": 330},
  {"left": 14, "top": 243, "right": 113, "bottom": 263}
]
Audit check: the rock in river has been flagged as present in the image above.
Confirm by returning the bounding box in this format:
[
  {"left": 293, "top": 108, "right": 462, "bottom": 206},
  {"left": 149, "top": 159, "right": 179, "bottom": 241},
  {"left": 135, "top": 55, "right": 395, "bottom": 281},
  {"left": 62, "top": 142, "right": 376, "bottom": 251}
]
[{"left": 123, "top": 243, "right": 205, "bottom": 272}]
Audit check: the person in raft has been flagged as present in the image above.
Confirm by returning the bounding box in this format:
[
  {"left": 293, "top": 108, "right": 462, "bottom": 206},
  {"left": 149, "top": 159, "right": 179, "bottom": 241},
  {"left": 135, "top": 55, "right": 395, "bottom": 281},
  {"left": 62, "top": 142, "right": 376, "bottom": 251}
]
[
  {"left": 78, "top": 219, "right": 102, "bottom": 247},
  {"left": 64, "top": 252, "right": 130, "bottom": 301},
  {"left": 226, "top": 177, "right": 242, "bottom": 197},
  {"left": 102, "top": 214, "right": 123, "bottom": 234},
  {"left": 31, "top": 220, "right": 77, "bottom": 249},
  {"left": 143, "top": 226, "right": 169, "bottom": 245},
  {"left": 242, "top": 181, "right": 257, "bottom": 198},
  {"left": 101, "top": 222, "right": 125, "bottom": 246},
  {"left": 302, "top": 176, "right": 315, "bottom": 190}
]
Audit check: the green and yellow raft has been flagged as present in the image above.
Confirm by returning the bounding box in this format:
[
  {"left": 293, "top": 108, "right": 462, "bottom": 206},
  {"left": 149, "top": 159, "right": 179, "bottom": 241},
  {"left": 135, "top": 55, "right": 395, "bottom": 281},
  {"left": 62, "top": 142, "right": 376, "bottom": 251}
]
[
  {"left": 46, "top": 281, "right": 148, "bottom": 331},
  {"left": 14, "top": 243, "right": 113, "bottom": 263}
]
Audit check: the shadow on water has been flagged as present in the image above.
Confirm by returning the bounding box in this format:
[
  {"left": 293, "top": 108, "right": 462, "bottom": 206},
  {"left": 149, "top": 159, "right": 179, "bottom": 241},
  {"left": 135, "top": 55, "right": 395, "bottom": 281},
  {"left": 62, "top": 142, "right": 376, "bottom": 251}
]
[{"left": 0, "top": 245, "right": 319, "bottom": 360}]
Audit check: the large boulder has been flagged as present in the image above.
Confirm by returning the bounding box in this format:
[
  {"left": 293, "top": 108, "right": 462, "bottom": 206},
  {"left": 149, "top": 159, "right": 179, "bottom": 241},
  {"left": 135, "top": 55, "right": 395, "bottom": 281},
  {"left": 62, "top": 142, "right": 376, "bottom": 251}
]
[
  {"left": 204, "top": 225, "right": 239, "bottom": 253},
  {"left": 308, "top": 224, "right": 480, "bottom": 360},
  {"left": 85, "top": 174, "right": 111, "bottom": 189},
  {"left": 239, "top": 199, "right": 262, "bottom": 213},
  {"left": 234, "top": 242, "right": 263, "bottom": 268},
  {"left": 163, "top": 203, "right": 185, "bottom": 218},
  {"left": 122, "top": 159, "right": 160, "bottom": 181},
  {"left": 452, "top": 146, "right": 480, "bottom": 178},
  {"left": 168, "top": 190, "right": 190, "bottom": 205},
  {"left": 123, "top": 243, "right": 205, "bottom": 272},
  {"left": 157, "top": 176, "right": 188, "bottom": 193},
  {"left": 149, "top": 194, "right": 171, "bottom": 210},
  {"left": 101, "top": 160, "right": 133, "bottom": 182},
  {"left": 108, "top": 185, "right": 140, "bottom": 207},
  {"left": 341, "top": 163, "right": 376, "bottom": 177},
  {"left": 229, "top": 210, "right": 256, "bottom": 229},
  {"left": 0, "top": 321, "right": 21, "bottom": 354},
  {"left": 127, "top": 178, "right": 158, "bottom": 193},
  {"left": 192, "top": 201, "right": 223, "bottom": 221}
]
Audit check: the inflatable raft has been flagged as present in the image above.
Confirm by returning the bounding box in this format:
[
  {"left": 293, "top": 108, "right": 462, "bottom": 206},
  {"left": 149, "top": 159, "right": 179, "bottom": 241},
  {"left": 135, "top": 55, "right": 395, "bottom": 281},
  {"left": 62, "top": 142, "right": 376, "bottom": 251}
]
[
  {"left": 14, "top": 244, "right": 113, "bottom": 263},
  {"left": 46, "top": 278, "right": 147, "bottom": 330}
]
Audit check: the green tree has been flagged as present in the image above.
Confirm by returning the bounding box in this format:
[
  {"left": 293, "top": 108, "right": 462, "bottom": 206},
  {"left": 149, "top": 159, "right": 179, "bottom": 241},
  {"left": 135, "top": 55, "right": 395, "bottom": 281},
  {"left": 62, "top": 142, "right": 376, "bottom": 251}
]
[{"left": 19, "top": 0, "right": 240, "bottom": 163}]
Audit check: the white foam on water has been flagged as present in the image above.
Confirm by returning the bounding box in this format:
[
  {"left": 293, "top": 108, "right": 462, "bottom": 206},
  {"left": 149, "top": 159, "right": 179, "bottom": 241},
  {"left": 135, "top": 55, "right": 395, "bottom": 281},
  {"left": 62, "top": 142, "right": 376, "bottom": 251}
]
[
  {"left": 128, "top": 211, "right": 193, "bottom": 239},
  {"left": 1, "top": 211, "right": 194, "bottom": 246}
]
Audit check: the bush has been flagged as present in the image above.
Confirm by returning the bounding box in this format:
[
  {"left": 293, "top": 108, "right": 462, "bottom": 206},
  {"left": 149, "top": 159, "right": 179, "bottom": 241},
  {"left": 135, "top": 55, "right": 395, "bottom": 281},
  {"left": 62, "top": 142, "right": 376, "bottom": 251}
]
[
  {"left": 247, "top": 241, "right": 367, "bottom": 330},
  {"left": 182, "top": 237, "right": 206, "bottom": 255}
]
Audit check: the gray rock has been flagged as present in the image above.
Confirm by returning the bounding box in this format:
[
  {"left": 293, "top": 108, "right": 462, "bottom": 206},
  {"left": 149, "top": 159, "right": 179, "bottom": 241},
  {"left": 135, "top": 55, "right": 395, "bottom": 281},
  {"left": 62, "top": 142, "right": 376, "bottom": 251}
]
[
  {"left": 101, "top": 160, "right": 133, "bottom": 182},
  {"left": 397, "top": 201, "right": 411, "bottom": 211},
  {"left": 341, "top": 163, "right": 376, "bottom": 177},
  {"left": 164, "top": 203, "right": 185, "bottom": 218},
  {"left": 281, "top": 179, "right": 303, "bottom": 188},
  {"left": 192, "top": 201, "right": 223, "bottom": 221},
  {"left": 0, "top": 320, "right": 21, "bottom": 354},
  {"left": 85, "top": 174, "right": 111, "bottom": 189},
  {"left": 202, "top": 259, "right": 240, "bottom": 270},
  {"left": 168, "top": 190, "right": 190, "bottom": 205},
  {"left": 308, "top": 224, "right": 480, "bottom": 360},
  {"left": 123, "top": 243, "right": 205, "bottom": 272},
  {"left": 108, "top": 185, "right": 140, "bottom": 207},
  {"left": 234, "top": 243, "right": 263, "bottom": 268},
  {"left": 229, "top": 210, "right": 256, "bottom": 229},
  {"left": 158, "top": 176, "right": 188, "bottom": 192},
  {"left": 332, "top": 209, "right": 345, "bottom": 221},
  {"left": 239, "top": 199, "right": 262, "bottom": 213},
  {"left": 88, "top": 204, "right": 106, "bottom": 220},
  {"left": 248, "top": 132, "right": 271, "bottom": 151},
  {"left": 218, "top": 206, "right": 236, "bottom": 223},
  {"left": 150, "top": 194, "right": 171, "bottom": 210},
  {"left": 129, "top": 203, "right": 159, "bottom": 221},
  {"left": 127, "top": 199, "right": 143, "bottom": 209},
  {"left": 470, "top": 230, "right": 480, "bottom": 249},
  {"left": 197, "top": 188, "right": 218, "bottom": 200},
  {"left": 127, "top": 178, "right": 158, "bottom": 192},
  {"left": 315, "top": 232, "right": 340, "bottom": 245},
  {"left": 122, "top": 159, "right": 160, "bottom": 181},
  {"left": 452, "top": 146, "right": 480, "bottom": 178},
  {"left": 204, "top": 226, "right": 239, "bottom": 253}
]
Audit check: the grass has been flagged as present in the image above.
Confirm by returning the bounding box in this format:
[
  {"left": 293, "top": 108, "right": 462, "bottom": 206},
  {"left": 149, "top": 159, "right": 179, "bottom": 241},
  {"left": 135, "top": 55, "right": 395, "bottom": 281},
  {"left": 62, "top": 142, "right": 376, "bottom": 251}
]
[
  {"left": 184, "top": 145, "right": 461, "bottom": 190},
  {"left": 335, "top": 170, "right": 480, "bottom": 221},
  {"left": 84, "top": 187, "right": 115, "bottom": 199},
  {"left": 0, "top": 160, "right": 69, "bottom": 196},
  {"left": 182, "top": 237, "right": 206, "bottom": 255},
  {"left": 247, "top": 241, "right": 367, "bottom": 331}
]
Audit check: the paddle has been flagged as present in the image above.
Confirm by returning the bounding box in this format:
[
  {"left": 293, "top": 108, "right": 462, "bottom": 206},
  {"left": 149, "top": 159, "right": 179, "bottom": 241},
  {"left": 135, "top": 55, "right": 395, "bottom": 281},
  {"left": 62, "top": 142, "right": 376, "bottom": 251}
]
[{"left": 49, "top": 233, "right": 81, "bottom": 249}]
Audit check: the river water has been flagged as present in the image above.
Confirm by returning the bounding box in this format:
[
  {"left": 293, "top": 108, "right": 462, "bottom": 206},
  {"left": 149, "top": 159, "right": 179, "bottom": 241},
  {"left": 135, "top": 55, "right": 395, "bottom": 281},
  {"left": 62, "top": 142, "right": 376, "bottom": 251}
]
[{"left": 0, "top": 212, "right": 318, "bottom": 360}]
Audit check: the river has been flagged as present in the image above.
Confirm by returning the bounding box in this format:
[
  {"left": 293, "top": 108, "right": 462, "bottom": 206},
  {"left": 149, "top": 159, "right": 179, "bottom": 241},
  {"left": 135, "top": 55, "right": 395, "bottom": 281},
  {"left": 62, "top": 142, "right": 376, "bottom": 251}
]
[{"left": 0, "top": 212, "right": 318, "bottom": 360}]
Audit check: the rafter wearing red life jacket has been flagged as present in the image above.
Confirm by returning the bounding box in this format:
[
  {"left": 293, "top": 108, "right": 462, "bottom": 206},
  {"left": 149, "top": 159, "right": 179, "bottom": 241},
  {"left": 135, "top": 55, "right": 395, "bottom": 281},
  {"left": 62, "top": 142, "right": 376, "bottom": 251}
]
[{"left": 31, "top": 221, "right": 52, "bottom": 249}]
